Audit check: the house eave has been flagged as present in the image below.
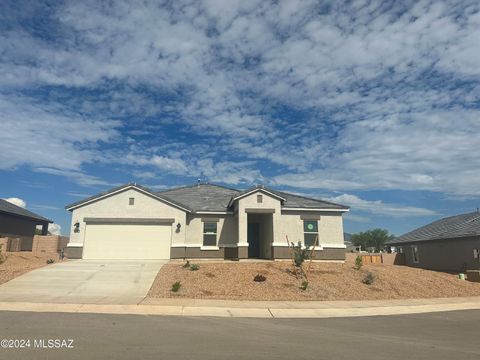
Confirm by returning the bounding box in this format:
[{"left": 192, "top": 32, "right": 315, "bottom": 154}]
[{"left": 281, "top": 207, "right": 350, "bottom": 212}]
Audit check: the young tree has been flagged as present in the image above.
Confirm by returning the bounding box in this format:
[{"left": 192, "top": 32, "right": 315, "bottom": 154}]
[{"left": 351, "top": 229, "right": 394, "bottom": 252}]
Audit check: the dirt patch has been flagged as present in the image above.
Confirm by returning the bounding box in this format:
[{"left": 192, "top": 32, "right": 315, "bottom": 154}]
[
  {"left": 0, "top": 252, "right": 60, "bottom": 285},
  {"left": 148, "top": 261, "right": 480, "bottom": 301}
]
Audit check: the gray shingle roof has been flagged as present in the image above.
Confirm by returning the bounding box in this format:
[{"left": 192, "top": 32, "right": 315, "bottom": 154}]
[
  {"left": 66, "top": 182, "right": 349, "bottom": 213},
  {"left": 157, "top": 184, "right": 238, "bottom": 212},
  {"left": 159, "top": 184, "right": 349, "bottom": 212},
  {"left": 0, "top": 199, "right": 52, "bottom": 223},
  {"left": 270, "top": 189, "right": 349, "bottom": 210},
  {"left": 389, "top": 211, "right": 480, "bottom": 244}
]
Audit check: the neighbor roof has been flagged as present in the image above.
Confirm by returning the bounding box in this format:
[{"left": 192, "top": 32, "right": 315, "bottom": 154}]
[
  {"left": 389, "top": 211, "right": 480, "bottom": 244},
  {"left": 66, "top": 182, "right": 349, "bottom": 213},
  {"left": 0, "top": 199, "right": 52, "bottom": 223}
]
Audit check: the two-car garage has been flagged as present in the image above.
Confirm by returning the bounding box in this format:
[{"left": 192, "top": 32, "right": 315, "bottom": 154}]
[
  {"left": 65, "top": 184, "right": 190, "bottom": 260},
  {"left": 82, "top": 218, "right": 173, "bottom": 260}
]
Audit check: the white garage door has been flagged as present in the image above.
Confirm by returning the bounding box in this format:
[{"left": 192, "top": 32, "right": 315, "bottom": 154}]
[{"left": 83, "top": 223, "right": 172, "bottom": 260}]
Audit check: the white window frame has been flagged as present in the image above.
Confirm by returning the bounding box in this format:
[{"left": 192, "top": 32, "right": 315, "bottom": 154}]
[
  {"left": 203, "top": 222, "right": 217, "bottom": 247},
  {"left": 303, "top": 220, "right": 319, "bottom": 248},
  {"left": 411, "top": 245, "right": 420, "bottom": 263}
]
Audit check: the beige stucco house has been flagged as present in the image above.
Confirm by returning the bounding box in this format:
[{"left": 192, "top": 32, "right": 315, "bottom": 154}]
[{"left": 65, "top": 183, "right": 349, "bottom": 260}]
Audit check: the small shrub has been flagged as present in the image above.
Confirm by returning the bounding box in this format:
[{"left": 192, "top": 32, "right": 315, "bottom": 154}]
[
  {"left": 292, "top": 241, "right": 310, "bottom": 267},
  {"left": 182, "top": 260, "right": 190, "bottom": 268},
  {"left": 190, "top": 263, "right": 199, "bottom": 271},
  {"left": 362, "top": 272, "right": 375, "bottom": 285},
  {"left": 171, "top": 281, "right": 182, "bottom": 292},
  {"left": 300, "top": 281, "right": 309, "bottom": 291},
  {"left": 46, "top": 258, "right": 55, "bottom": 264},
  {"left": 355, "top": 255, "right": 363, "bottom": 270},
  {"left": 253, "top": 274, "right": 266, "bottom": 282}
]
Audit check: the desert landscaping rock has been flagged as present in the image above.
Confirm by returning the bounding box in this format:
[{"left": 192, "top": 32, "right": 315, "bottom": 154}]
[
  {"left": 0, "top": 252, "right": 59, "bottom": 285},
  {"left": 148, "top": 262, "right": 480, "bottom": 301}
]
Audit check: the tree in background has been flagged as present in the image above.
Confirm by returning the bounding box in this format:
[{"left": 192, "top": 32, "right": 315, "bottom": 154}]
[{"left": 351, "top": 229, "right": 394, "bottom": 252}]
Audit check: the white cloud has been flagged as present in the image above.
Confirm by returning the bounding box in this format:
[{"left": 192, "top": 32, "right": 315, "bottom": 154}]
[
  {"left": 329, "top": 194, "right": 438, "bottom": 217},
  {"left": 48, "top": 223, "right": 62, "bottom": 235},
  {"left": 4, "top": 197, "right": 26, "bottom": 208},
  {"left": 1, "top": 0, "right": 480, "bottom": 197}
]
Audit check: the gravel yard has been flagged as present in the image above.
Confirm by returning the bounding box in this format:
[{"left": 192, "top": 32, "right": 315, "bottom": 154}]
[
  {"left": 0, "top": 252, "right": 60, "bottom": 285},
  {"left": 148, "top": 261, "right": 480, "bottom": 301}
]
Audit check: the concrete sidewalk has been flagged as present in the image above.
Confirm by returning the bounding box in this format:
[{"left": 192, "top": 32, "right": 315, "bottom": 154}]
[{"left": 0, "top": 296, "right": 479, "bottom": 318}]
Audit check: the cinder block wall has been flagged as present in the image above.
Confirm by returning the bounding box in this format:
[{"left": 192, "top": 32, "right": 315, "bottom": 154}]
[
  {"left": 32, "top": 235, "right": 69, "bottom": 255},
  {"left": 0, "top": 238, "right": 7, "bottom": 253}
]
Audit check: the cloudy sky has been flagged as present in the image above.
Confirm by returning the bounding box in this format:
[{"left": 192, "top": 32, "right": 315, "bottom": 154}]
[{"left": 1, "top": 0, "right": 479, "bottom": 236}]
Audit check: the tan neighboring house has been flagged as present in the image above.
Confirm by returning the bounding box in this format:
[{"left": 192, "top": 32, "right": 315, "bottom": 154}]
[{"left": 65, "top": 183, "right": 349, "bottom": 260}]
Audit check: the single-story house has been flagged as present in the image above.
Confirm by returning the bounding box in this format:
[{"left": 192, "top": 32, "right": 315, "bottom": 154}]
[
  {"left": 0, "top": 199, "right": 52, "bottom": 251},
  {"left": 65, "top": 183, "right": 349, "bottom": 260},
  {"left": 387, "top": 211, "right": 480, "bottom": 272}
]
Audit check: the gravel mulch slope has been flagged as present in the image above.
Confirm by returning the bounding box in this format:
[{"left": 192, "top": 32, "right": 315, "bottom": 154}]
[
  {"left": 148, "top": 261, "right": 480, "bottom": 301},
  {"left": 0, "top": 252, "right": 59, "bottom": 285}
]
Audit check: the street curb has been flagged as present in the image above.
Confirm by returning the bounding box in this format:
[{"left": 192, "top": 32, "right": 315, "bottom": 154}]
[{"left": 0, "top": 300, "right": 480, "bottom": 318}]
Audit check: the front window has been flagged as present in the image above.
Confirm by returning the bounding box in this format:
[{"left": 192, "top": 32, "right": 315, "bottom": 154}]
[
  {"left": 303, "top": 220, "right": 318, "bottom": 248},
  {"left": 411, "top": 245, "right": 419, "bottom": 263},
  {"left": 203, "top": 222, "right": 217, "bottom": 246}
]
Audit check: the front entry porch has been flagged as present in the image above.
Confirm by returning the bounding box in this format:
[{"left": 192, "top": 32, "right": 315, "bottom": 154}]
[{"left": 247, "top": 213, "right": 273, "bottom": 259}]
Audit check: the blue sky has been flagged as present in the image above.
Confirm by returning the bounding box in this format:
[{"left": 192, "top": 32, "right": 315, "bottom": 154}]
[{"left": 1, "top": 0, "right": 479, "bottom": 236}]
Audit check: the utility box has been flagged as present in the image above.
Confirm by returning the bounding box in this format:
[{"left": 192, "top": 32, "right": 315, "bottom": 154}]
[{"left": 466, "top": 270, "right": 480, "bottom": 282}]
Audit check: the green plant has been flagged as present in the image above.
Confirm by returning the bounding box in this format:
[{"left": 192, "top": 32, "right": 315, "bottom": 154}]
[
  {"left": 292, "top": 241, "right": 310, "bottom": 267},
  {"left": 46, "top": 258, "right": 55, "bottom": 264},
  {"left": 182, "top": 260, "right": 190, "bottom": 268},
  {"left": 190, "top": 263, "right": 199, "bottom": 271},
  {"left": 300, "top": 281, "right": 309, "bottom": 290},
  {"left": 362, "top": 272, "right": 375, "bottom": 285},
  {"left": 351, "top": 229, "right": 394, "bottom": 253},
  {"left": 253, "top": 274, "right": 266, "bottom": 282},
  {"left": 355, "top": 255, "right": 363, "bottom": 270},
  {"left": 171, "top": 281, "right": 182, "bottom": 292}
]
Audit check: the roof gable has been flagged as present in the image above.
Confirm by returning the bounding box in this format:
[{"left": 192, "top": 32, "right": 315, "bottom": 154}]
[
  {"left": 228, "top": 186, "right": 286, "bottom": 207},
  {"left": 0, "top": 199, "right": 52, "bottom": 223},
  {"left": 65, "top": 183, "right": 192, "bottom": 213}
]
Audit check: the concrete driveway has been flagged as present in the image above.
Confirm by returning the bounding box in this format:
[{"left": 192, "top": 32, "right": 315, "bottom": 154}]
[{"left": 0, "top": 260, "right": 166, "bottom": 304}]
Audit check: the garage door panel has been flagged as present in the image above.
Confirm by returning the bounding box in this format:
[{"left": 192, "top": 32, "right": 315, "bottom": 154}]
[{"left": 83, "top": 224, "right": 171, "bottom": 260}]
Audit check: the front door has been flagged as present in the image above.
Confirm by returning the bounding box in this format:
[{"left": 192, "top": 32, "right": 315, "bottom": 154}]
[{"left": 247, "top": 223, "right": 260, "bottom": 258}]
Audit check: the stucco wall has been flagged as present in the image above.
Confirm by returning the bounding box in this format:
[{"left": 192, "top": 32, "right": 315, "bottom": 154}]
[
  {"left": 68, "top": 188, "right": 187, "bottom": 247},
  {"left": 276, "top": 211, "right": 345, "bottom": 248},
  {"left": 397, "top": 236, "right": 480, "bottom": 272},
  {"left": 184, "top": 214, "right": 238, "bottom": 247}
]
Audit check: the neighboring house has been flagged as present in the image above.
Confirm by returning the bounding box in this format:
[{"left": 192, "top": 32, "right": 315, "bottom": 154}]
[
  {"left": 65, "top": 183, "right": 349, "bottom": 260},
  {"left": 0, "top": 199, "right": 52, "bottom": 251},
  {"left": 387, "top": 211, "right": 480, "bottom": 272}
]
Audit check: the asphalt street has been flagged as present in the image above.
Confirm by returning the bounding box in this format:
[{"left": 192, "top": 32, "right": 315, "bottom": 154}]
[{"left": 0, "top": 310, "right": 479, "bottom": 360}]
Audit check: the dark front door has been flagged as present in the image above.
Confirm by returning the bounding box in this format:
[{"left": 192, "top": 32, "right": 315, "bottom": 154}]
[{"left": 248, "top": 223, "right": 260, "bottom": 258}]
